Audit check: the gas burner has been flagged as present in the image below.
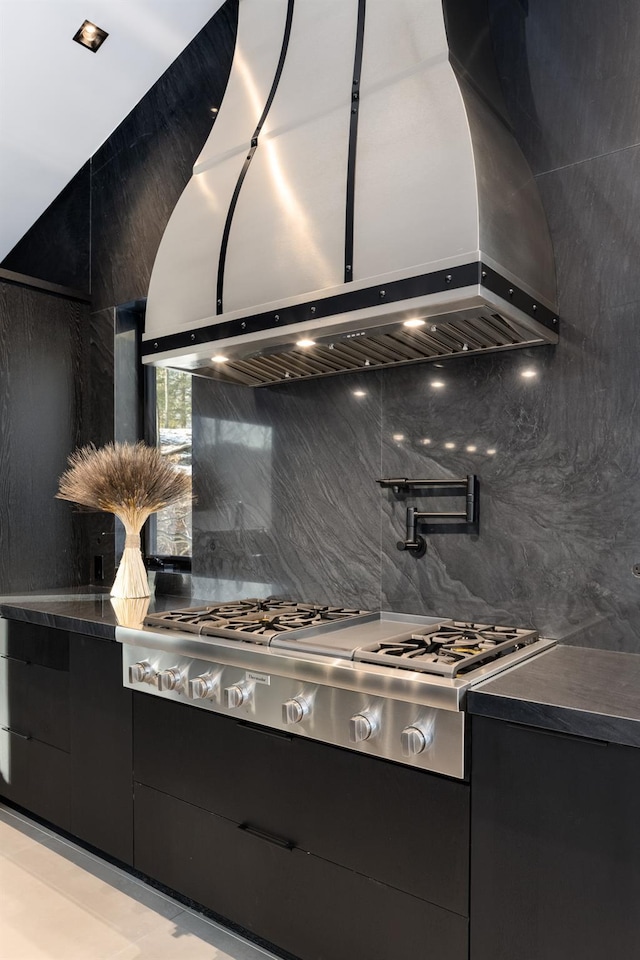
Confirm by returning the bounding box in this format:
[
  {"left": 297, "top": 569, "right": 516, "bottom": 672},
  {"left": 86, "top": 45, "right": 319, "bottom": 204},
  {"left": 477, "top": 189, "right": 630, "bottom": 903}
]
[
  {"left": 433, "top": 620, "right": 522, "bottom": 646},
  {"left": 140, "top": 608, "right": 230, "bottom": 636},
  {"left": 144, "top": 599, "right": 371, "bottom": 643},
  {"left": 202, "top": 610, "right": 334, "bottom": 643},
  {"left": 354, "top": 621, "right": 539, "bottom": 678}
]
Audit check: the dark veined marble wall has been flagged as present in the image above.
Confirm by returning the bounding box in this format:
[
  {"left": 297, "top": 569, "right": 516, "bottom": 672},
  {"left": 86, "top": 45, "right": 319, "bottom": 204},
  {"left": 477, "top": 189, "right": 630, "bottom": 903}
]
[{"left": 191, "top": 0, "right": 640, "bottom": 651}]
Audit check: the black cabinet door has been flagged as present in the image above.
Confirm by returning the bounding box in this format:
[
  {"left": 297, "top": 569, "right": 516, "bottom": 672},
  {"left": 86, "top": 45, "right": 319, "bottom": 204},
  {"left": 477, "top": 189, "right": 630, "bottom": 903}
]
[
  {"left": 135, "top": 782, "right": 468, "bottom": 960},
  {"left": 0, "top": 734, "right": 71, "bottom": 829},
  {"left": 0, "top": 619, "right": 71, "bottom": 828},
  {"left": 470, "top": 716, "right": 640, "bottom": 960},
  {"left": 70, "top": 634, "right": 133, "bottom": 864},
  {"left": 5, "top": 660, "right": 70, "bottom": 750},
  {"left": 4, "top": 619, "right": 70, "bottom": 670},
  {"left": 134, "top": 693, "right": 469, "bottom": 914},
  {"left": 2, "top": 620, "right": 69, "bottom": 750}
]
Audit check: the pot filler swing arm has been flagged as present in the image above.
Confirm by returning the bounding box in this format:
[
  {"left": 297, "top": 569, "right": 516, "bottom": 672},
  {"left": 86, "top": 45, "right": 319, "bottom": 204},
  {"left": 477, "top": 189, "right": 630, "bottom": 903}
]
[{"left": 377, "top": 475, "right": 479, "bottom": 557}]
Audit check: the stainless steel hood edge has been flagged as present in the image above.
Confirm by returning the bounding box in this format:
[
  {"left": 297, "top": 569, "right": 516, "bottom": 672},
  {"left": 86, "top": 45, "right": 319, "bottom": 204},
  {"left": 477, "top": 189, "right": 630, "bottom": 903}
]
[
  {"left": 143, "top": 259, "right": 558, "bottom": 386},
  {"left": 143, "top": 0, "right": 558, "bottom": 387}
]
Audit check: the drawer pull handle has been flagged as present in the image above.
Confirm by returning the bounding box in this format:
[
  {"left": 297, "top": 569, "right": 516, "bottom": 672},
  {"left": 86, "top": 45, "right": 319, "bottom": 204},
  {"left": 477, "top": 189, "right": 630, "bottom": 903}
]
[
  {"left": 2, "top": 726, "right": 31, "bottom": 741},
  {"left": 238, "top": 822, "right": 295, "bottom": 851},
  {"left": 236, "top": 720, "right": 293, "bottom": 742},
  {"left": 1, "top": 654, "right": 31, "bottom": 665}
]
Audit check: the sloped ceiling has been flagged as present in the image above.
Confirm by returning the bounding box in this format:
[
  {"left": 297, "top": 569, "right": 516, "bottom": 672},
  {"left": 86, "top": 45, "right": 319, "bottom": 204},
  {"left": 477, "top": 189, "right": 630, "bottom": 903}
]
[{"left": 0, "top": 0, "right": 225, "bottom": 260}]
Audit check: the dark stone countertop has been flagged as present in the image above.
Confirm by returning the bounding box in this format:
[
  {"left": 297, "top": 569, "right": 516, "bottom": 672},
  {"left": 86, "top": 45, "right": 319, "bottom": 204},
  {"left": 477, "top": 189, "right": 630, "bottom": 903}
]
[
  {"left": 467, "top": 644, "right": 640, "bottom": 748},
  {"left": 0, "top": 588, "right": 198, "bottom": 641}
]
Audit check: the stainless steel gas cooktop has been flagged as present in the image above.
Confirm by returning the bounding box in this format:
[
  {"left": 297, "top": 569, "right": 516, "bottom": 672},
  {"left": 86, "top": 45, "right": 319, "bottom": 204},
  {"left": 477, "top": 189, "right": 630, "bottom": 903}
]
[{"left": 117, "top": 597, "right": 555, "bottom": 780}]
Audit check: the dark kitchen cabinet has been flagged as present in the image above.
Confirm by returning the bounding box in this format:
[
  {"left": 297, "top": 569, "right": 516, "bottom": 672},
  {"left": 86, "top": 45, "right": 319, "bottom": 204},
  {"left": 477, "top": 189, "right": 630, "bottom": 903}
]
[
  {"left": 0, "top": 619, "right": 71, "bottom": 828},
  {"left": 135, "top": 782, "right": 468, "bottom": 960},
  {"left": 0, "top": 619, "right": 133, "bottom": 864},
  {"left": 133, "top": 693, "right": 470, "bottom": 960},
  {"left": 133, "top": 691, "right": 469, "bottom": 913},
  {"left": 69, "top": 633, "right": 133, "bottom": 864},
  {"left": 470, "top": 715, "right": 640, "bottom": 960}
]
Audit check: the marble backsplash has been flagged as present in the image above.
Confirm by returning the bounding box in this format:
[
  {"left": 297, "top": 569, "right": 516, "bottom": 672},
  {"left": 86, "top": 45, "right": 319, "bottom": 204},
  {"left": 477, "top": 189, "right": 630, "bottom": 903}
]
[
  {"left": 191, "top": 316, "right": 640, "bottom": 652},
  {"left": 192, "top": 369, "right": 382, "bottom": 613}
]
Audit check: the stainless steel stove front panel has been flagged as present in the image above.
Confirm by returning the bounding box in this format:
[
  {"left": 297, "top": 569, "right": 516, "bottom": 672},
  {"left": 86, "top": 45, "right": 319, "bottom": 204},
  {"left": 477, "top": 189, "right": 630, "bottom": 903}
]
[
  {"left": 117, "top": 624, "right": 472, "bottom": 711},
  {"left": 122, "top": 642, "right": 466, "bottom": 778}
]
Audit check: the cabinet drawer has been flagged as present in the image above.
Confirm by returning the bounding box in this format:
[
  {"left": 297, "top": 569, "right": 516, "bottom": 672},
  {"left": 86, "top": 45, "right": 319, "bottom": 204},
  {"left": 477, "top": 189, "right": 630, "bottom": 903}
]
[
  {"left": 0, "top": 619, "right": 70, "bottom": 751},
  {"left": 134, "top": 693, "right": 469, "bottom": 914},
  {"left": 0, "top": 727, "right": 70, "bottom": 830},
  {"left": 0, "top": 656, "right": 69, "bottom": 751},
  {"left": 135, "top": 783, "right": 468, "bottom": 960},
  {"left": 2, "top": 620, "right": 69, "bottom": 671}
]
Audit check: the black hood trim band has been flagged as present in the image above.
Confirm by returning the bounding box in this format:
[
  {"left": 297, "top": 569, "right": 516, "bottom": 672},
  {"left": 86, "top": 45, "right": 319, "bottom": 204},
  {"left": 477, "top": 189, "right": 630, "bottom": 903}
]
[{"left": 143, "top": 261, "right": 557, "bottom": 358}]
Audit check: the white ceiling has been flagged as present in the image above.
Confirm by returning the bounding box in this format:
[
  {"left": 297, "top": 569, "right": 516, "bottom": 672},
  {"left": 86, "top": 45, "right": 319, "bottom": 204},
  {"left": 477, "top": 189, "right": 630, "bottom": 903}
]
[{"left": 0, "top": 0, "right": 226, "bottom": 260}]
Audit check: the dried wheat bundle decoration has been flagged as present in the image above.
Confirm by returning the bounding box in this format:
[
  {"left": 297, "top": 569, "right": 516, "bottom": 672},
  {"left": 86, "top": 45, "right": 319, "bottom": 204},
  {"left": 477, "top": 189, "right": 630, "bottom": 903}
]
[{"left": 56, "top": 442, "right": 192, "bottom": 598}]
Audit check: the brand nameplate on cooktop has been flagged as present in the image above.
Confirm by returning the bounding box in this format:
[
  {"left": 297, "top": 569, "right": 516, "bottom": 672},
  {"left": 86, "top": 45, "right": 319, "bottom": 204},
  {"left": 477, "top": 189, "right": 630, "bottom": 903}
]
[{"left": 247, "top": 671, "right": 271, "bottom": 685}]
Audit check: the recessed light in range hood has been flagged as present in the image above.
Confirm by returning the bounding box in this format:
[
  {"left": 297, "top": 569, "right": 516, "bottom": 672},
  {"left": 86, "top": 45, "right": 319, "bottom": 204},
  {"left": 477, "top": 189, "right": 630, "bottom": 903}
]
[{"left": 143, "top": 0, "right": 558, "bottom": 388}]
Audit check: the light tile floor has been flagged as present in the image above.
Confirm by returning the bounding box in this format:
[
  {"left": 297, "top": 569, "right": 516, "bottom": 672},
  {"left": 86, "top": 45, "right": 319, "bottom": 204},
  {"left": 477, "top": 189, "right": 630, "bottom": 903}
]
[{"left": 0, "top": 804, "right": 279, "bottom": 960}]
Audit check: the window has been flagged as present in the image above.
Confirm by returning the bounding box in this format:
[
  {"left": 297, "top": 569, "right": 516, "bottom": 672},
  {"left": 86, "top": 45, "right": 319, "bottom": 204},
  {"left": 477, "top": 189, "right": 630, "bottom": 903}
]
[
  {"left": 148, "top": 368, "right": 192, "bottom": 560},
  {"left": 114, "top": 300, "right": 192, "bottom": 568}
]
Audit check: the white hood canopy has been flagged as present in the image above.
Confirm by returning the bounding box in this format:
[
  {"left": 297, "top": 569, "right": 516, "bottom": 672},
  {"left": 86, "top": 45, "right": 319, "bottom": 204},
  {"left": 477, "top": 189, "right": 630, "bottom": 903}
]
[{"left": 143, "top": 0, "right": 558, "bottom": 387}]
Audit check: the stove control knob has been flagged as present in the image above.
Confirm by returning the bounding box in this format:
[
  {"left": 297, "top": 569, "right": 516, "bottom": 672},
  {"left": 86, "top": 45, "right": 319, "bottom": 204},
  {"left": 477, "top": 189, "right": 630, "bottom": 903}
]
[
  {"left": 401, "top": 725, "right": 432, "bottom": 756},
  {"left": 156, "top": 667, "right": 183, "bottom": 693},
  {"left": 188, "top": 674, "right": 219, "bottom": 700},
  {"left": 224, "top": 683, "right": 249, "bottom": 709},
  {"left": 349, "top": 714, "right": 376, "bottom": 743},
  {"left": 282, "top": 698, "right": 309, "bottom": 724},
  {"left": 128, "top": 661, "right": 154, "bottom": 684}
]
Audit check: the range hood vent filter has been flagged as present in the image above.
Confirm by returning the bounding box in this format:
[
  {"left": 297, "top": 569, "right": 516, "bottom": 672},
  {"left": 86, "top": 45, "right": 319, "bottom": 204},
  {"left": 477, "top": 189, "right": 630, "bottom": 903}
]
[{"left": 194, "top": 306, "right": 554, "bottom": 387}]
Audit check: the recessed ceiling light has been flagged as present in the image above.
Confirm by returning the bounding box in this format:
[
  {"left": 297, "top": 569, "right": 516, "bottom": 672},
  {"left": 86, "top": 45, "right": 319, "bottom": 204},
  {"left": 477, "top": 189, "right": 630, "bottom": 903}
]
[
  {"left": 420, "top": 438, "right": 431, "bottom": 445},
  {"left": 393, "top": 434, "right": 405, "bottom": 442},
  {"left": 296, "top": 338, "right": 316, "bottom": 348},
  {"left": 431, "top": 380, "right": 445, "bottom": 389},
  {"left": 444, "top": 442, "right": 456, "bottom": 449},
  {"left": 403, "top": 318, "right": 425, "bottom": 328},
  {"left": 73, "top": 20, "right": 109, "bottom": 53},
  {"left": 466, "top": 445, "right": 477, "bottom": 452},
  {"left": 352, "top": 390, "right": 367, "bottom": 397},
  {"left": 486, "top": 448, "right": 497, "bottom": 455},
  {"left": 520, "top": 368, "right": 537, "bottom": 379},
  {"left": 211, "top": 355, "right": 229, "bottom": 363}
]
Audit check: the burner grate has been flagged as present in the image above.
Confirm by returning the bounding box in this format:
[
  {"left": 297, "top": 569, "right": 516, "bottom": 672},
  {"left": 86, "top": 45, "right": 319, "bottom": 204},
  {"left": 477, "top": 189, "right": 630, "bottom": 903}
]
[
  {"left": 354, "top": 621, "right": 538, "bottom": 677},
  {"left": 144, "top": 598, "right": 371, "bottom": 643}
]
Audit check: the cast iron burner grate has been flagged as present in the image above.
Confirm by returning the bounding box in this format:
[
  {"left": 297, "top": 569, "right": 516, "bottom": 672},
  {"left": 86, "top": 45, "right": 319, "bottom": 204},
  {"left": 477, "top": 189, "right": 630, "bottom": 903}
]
[
  {"left": 144, "top": 598, "right": 370, "bottom": 644},
  {"left": 353, "top": 620, "right": 538, "bottom": 678}
]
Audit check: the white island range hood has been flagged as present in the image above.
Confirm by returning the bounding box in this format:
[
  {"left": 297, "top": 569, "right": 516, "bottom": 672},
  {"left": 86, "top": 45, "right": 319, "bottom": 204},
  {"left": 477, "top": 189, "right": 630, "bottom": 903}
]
[{"left": 143, "top": 0, "right": 558, "bottom": 387}]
